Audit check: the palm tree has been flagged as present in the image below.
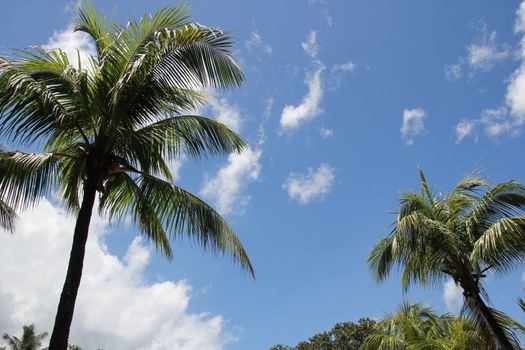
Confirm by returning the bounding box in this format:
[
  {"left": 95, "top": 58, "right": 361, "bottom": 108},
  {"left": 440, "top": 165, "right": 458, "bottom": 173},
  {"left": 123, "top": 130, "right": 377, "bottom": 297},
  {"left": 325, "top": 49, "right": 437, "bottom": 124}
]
[
  {"left": 0, "top": 3, "right": 253, "bottom": 350},
  {"left": 2, "top": 324, "right": 48, "bottom": 350},
  {"left": 361, "top": 302, "right": 482, "bottom": 350},
  {"left": 368, "top": 170, "right": 525, "bottom": 349}
]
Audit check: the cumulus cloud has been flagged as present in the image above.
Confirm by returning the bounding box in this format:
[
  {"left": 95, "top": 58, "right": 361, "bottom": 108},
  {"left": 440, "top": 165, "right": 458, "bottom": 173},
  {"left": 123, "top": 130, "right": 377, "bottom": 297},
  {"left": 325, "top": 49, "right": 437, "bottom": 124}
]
[
  {"left": 200, "top": 147, "right": 262, "bottom": 215},
  {"left": 245, "top": 31, "right": 272, "bottom": 55},
  {"left": 400, "top": 108, "right": 427, "bottom": 145},
  {"left": 206, "top": 92, "right": 242, "bottom": 132},
  {"left": 506, "top": 5, "right": 525, "bottom": 120},
  {"left": 444, "top": 279, "right": 463, "bottom": 313},
  {"left": 283, "top": 164, "right": 335, "bottom": 204},
  {"left": 0, "top": 200, "right": 234, "bottom": 350},
  {"left": 42, "top": 25, "right": 95, "bottom": 68}
]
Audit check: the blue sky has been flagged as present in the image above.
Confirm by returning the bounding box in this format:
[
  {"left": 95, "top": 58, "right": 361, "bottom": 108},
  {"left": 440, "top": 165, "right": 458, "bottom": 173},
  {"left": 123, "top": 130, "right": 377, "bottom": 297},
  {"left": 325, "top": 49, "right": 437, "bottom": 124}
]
[{"left": 1, "top": 0, "right": 525, "bottom": 349}]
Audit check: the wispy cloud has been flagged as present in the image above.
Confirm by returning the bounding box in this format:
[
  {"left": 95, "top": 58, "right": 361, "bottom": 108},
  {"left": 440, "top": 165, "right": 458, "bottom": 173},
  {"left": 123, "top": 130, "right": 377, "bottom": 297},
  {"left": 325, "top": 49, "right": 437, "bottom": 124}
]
[
  {"left": 245, "top": 31, "right": 272, "bottom": 55},
  {"left": 400, "top": 108, "right": 427, "bottom": 145},
  {"left": 0, "top": 200, "right": 235, "bottom": 350},
  {"left": 206, "top": 92, "right": 242, "bottom": 132},
  {"left": 307, "top": 0, "right": 333, "bottom": 27},
  {"left": 466, "top": 26, "right": 510, "bottom": 71},
  {"left": 444, "top": 63, "right": 463, "bottom": 80},
  {"left": 283, "top": 164, "right": 335, "bottom": 204},
  {"left": 258, "top": 98, "right": 274, "bottom": 146},
  {"left": 454, "top": 2, "right": 525, "bottom": 142},
  {"left": 445, "top": 21, "right": 510, "bottom": 80},
  {"left": 333, "top": 61, "right": 357, "bottom": 73},
  {"left": 301, "top": 30, "right": 319, "bottom": 59},
  {"left": 319, "top": 127, "right": 334, "bottom": 138},
  {"left": 280, "top": 65, "right": 325, "bottom": 132},
  {"left": 200, "top": 147, "right": 262, "bottom": 215},
  {"left": 279, "top": 30, "right": 325, "bottom": 133},
  {"left": 454, "top": 119, "right": 476, "bottom": 142}
]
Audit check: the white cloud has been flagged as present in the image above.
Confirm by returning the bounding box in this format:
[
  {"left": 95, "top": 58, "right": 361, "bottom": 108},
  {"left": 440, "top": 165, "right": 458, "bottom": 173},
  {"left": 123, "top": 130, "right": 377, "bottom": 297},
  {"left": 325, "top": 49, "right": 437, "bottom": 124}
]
[
  {"left": 206, "top": 92, "right": 242, "bottom": 132},
  {"left": 454, "top": 119, "right": 476, "bottom": 142},
  {"left": 506, "top": 7, "right": 525, "bottom": 119},
  {"left": 444, "top": 279, "right": 463, "bottom": 313},
  {"left": 445, "top": 21, "right": 510, "bottom": 80},
  {"left": 166, "top": 158, "right": 184, "bottom": 182},
  {"left": 400, "top": 108, "right": 427, "bottom": 145},
  {"left": 307, "top": 0, "right": 332, "bottom": 27},
  {"left": 321, "top": 8, "right": 333, "bottom": 27},
  {"left": 42, "top": 25, "right": 96, "bottom": 68},
  {"left": 245, "top": 31, "right": 272, "bottom": 55},
  {"left": 301, "top": 30, "right": 319, "bottom": 58},
  {"left": 283, "top": 164, "right": 335, "bottom": 204},
  {"left": 257, "top": 98, "right": 274, "bottom": 146},
  {"left": 0, "top": 200, "right": 234, "bottom": 350},
  {"left": 280, "top": 65, "right": 325, "bottom": 132},
  {"left": 200, "top": 147, "right": 262, "bottom": 215},
  {"left": 319, "top": 127, "right": 334, "bottom": 138},
  {"left": 333, "top": 61, "right": 356, "bottom": 73},
  {"left": 466, "top": 29, "right": 510, "bottom": 71},
  {"left": 517, "top": 1, "right": 525, "bottom": 33},
  {"left": 444, "top": 63, "right": 463, "bottom": 80}
]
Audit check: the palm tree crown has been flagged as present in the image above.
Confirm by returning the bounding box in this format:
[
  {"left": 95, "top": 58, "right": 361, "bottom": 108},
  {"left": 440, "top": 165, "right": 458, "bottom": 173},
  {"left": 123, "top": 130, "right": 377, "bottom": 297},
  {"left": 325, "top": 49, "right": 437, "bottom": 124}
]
[
  {"left": 368, "top": 170, "right": 525, "bottom": 349},
  {"left": 361, "top": 302, "right": 482, "bottom": 350},
  {"left": 0, "top": 3, "right": 253, "bottom": 349},
  {"left": 2, "top": 324, "right": 48, "bottom": 350}
]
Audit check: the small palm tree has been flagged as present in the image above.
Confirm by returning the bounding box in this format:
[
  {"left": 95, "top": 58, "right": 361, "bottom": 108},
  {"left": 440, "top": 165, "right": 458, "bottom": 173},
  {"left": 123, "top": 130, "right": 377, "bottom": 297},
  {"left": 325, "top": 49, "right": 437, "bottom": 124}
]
[
  {"left": 2, "top": 324, "right": 48, "bottom": 350},
  {"left": 0, "top": 3, "right": 253, "bottom": 350},
  {"left": 361, "top": 302, "right": 482, "bottom": 350},
  {"left": 368, "top": 170, "right": 525, "bottom": 349}
]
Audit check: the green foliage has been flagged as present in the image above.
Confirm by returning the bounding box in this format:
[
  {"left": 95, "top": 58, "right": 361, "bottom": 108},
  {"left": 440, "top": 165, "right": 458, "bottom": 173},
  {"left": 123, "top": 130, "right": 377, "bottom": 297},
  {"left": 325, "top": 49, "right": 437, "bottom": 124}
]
[
  {"left": 368, "top": 170, "right": 525, "bottom": 349},
  {"left": 0, "top": 0, "right": 252, "bottom": 273},
  {"left": 361, "top": 302, "right": 483, "bottom": 350},
  {"left": 270, "top": 318, "right": 376, "bottom": 350},
  {"left": 0, "top": 2, "right": 253, "bottom": 348},
  {"left": 2, "top": 324, "right": 48, "bottom": 350}
]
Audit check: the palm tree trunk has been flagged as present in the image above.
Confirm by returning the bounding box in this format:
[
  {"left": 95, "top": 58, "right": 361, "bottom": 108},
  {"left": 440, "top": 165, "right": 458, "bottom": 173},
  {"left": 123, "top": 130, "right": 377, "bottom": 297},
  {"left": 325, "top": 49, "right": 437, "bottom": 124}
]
[
  {"left": 48, "top": 174, "right": 98, "bottom": 350},
  {"left": 466, "top": 290, "right": 515, "bottom": 350}
]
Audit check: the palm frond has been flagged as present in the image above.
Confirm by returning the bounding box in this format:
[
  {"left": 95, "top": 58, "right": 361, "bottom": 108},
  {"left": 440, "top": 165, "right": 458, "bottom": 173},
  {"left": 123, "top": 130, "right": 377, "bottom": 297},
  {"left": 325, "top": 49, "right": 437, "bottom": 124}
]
[
  {"left": 0, "top": 151, "right": 61, "bottom": 210},
  {"left": 100, "top": 172, "right": 254, "bottom": 276},
  {"left": 471, "top": 216, "right": 525, "bottom": 274},
  {"left": 0, "top": 198, "right": 16, "bottom": 232},
  {"left": 73, "top": 1, "right": 109, "bottom": 58}
]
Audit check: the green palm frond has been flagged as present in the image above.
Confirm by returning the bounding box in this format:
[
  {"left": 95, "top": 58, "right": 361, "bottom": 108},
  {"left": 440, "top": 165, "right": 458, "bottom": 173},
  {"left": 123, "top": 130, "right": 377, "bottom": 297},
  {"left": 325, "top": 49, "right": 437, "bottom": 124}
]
[
  {"left": 471, "top": 216, "right": 525, "bottom": 274},
  {"left": 99, "top": 172, "right": 254, "bottom": 276},
  {"left": 0, "top": 151, "right": 62, "bottom": 210},
  {"left": 0, "top": 197, "right": 16, "bottom": 232},
  {"left": 369, "top": 170, "right": 525, "bottom": 348}
]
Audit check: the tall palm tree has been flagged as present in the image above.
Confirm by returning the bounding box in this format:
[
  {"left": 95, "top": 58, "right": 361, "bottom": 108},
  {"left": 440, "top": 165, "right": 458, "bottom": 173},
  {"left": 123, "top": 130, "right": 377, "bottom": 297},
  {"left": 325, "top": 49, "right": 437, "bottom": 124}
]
[
  {"left": 368, "top": 170, "right": 525, "bottom": 349},
  {"left": 0, "top": 3, "right": 253, "bottom": 350},
  {"left": 2, "top": 324, "right": 48, "bottom": 350},
  {"left": 361, "top": 302, "right": 482, "bottom": 350}
]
